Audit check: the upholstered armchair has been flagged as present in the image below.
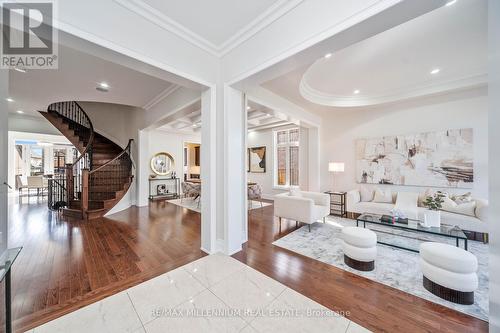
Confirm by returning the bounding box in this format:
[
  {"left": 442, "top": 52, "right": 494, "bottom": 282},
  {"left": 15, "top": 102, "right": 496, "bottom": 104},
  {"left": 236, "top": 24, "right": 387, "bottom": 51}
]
[
  {"left": 274, "top": 191, "right": 330, "bottom": 232},
  {"left": 247, "top": 184, "right": 263, "bottom": 209}
]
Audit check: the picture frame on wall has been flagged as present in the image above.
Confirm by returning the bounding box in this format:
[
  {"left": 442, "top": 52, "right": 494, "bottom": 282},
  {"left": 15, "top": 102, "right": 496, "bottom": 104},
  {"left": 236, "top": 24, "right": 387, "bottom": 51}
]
[{"left": 248, "top": 146, "right": 266, "bottom": 173}]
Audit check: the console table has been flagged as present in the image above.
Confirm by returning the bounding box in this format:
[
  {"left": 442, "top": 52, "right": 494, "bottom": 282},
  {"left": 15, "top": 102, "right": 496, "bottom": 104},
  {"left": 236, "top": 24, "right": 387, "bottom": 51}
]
[
  {"left": 324, "top": 191, "right": 347, "bottom": 217},
  {"left": 148, "top": 177, "right": 180, "bottom": 200}
]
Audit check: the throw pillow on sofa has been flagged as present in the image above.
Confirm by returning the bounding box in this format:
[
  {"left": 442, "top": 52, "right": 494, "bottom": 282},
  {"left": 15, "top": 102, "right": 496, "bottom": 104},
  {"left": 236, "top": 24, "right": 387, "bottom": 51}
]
[
  {"left": 373, "top": 188, "right": 392, "bottom": 203},
  {"left": 418, "top": 188, "right": 435, "bottom": 207},
  {"left": 441, "top": 196, "right": 476, "bottom": 217},
  {"left": 451, "top": 192, "right": 473, "bottom": 204},
  {"left": 394, "top": 192, "right": 419, "bottom": 219},
  {"left": 289, "top": 186, "right": 302, "bottom": 197},
  {"left": 360, "top": 187, "right": 374, "bottom": 202}
]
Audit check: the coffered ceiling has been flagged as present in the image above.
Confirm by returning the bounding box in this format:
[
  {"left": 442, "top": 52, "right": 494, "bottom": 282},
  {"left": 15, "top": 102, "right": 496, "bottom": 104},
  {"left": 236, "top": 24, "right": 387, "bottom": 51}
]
[{"left": 114, "top": 0, "right": 303, "bottom": 56}]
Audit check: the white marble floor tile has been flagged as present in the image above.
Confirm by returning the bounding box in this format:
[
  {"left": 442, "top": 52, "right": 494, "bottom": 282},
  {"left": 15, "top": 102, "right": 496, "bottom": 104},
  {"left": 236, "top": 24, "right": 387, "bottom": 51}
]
[
  {"left": 33, "top": 291, "right": 143, "bottom": 333},
  {"left": 127, "top": 266, "right": 206, "bottom": 324},
  {"left": 347, "top": 321, "right": 372, "bottom": 333},
  {"left": 250, "top": 288, "right": 351, "bottom": 333},
  {"left": 209, "top": 265, "right": 287, "bottom": 322},
  {"left": 183, "top": 253, "right": 246, "bottom": 287},
  {"left": 143, "top": 289, "right": 247, "bottom": 333}
]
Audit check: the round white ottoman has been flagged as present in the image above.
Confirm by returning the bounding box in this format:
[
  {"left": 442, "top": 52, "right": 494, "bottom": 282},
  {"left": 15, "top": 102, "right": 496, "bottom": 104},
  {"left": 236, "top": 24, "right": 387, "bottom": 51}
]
[
  {"left": 341, "top": 227, "right": 377, "bottom": 271},
  {"left": 420, "top": 242, "right": 478, "bottom": 305}
]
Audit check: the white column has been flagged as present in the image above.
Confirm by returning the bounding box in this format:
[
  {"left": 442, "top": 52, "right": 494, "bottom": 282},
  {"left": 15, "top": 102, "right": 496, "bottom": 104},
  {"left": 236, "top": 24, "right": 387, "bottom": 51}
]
[
  {"left": 223, "top": 85, "right": 246, "bottom": 255},
  {"left": 308, "top": 127, "right": 320, "bottom": 192},
  {"left": 200, "top": 87, "right": 217, "bottom": 253},
  {"left": 0, "top": 69, "right": 9, "bottom": 254},
  {"left": 43, "top": 147, "right": 53, "bottom": 175},
  {"left": 489, "top": 0, "right": 500, "bottom": 331},
  {"left": 136, "top": 129, "right": 150, "bottom": 207},
  {"left": 7, "top": 132, "right": 16, "bottom": 192}
]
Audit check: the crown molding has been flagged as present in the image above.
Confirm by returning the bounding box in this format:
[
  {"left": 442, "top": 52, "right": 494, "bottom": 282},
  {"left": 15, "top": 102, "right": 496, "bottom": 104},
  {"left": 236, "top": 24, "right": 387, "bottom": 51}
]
[
  {"left": 143, "top": 84, "right": 180, "bottom": 110},
  {"left": 113, "top": 0, "right": 304, "bottom": 57},
  {"left": 217, "top": 0, "right": 304, "bottom": 56},
  {"left": 300, "top": 71, "right": 488, "bottom": 107}
]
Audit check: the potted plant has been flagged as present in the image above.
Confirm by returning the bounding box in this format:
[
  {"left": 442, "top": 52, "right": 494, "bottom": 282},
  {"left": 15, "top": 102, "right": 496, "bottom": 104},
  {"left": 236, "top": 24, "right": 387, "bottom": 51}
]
[{"left": 423, "top": 191, "right": 445, "bottom": 227}]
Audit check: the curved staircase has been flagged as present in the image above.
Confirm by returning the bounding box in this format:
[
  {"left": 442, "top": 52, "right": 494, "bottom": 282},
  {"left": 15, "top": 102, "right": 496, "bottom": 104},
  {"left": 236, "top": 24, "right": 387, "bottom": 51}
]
[{"left": 40, "top": 101, "right": 133, "bottom": 220}]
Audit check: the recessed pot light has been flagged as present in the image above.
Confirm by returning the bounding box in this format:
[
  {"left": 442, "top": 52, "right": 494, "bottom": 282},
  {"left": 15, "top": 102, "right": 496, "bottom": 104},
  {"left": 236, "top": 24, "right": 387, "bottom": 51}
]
[
  {"left": 353, "top": 90, "right": 360, "bottom": 94},
  {"left": 445, "top": 0, "right": 457, "bottom": 6},
  {"left": 430, "top": 68, "right": 441, "bottom": 75},
  {"left": 324, "top": 53, "right": 332, "bottom": 59},
  {"left": 16, "top": 110, "right": 24, "bottom": 114},
  {"left": 6, "top": 97, "right": 14, "bottom": 102},
  {"left": 96, "top": 82, "right": 110, "bottom": 92},
  {"left": 246, "top": 106, "right": 251, "bottom": 110}
]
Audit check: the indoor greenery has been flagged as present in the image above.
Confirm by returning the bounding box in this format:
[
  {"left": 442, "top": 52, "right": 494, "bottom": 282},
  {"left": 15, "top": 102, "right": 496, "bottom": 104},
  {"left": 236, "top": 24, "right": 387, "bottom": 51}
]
[{"left": 424, "top": 191, "right": 446, "bottom": 211}]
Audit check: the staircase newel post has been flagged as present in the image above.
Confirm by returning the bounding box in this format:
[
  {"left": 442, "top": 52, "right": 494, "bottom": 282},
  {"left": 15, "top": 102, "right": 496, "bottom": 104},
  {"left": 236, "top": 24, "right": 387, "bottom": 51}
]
[
  {"left": 82, "top": 169, "right": 89, "bottom": 220},
  {"left": 66, "top": 164, "right": 73, "bottom": 204}
]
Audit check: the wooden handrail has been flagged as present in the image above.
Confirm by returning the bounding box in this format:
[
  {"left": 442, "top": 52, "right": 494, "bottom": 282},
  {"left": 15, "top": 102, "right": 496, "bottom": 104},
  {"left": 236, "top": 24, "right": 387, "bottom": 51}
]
[
  {"left": 69, "top": 102, "right": 94, "bottom": 169},
  {"left": 89, "top": 139, "right": 133, "bottom": 174},
  {"left": 47, "top": 101, "right": 95, "bottom": 169}
]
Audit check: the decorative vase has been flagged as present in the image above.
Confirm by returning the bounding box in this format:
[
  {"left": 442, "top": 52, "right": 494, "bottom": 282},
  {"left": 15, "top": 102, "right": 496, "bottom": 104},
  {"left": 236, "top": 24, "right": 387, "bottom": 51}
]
[{"left": 424, "top": 210, "right": 441, "bottom": 228}]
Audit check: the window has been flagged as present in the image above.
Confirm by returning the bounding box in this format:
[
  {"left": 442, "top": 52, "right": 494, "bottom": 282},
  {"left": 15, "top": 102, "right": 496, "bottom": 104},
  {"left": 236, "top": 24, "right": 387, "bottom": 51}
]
[{"left": 274, "top": 128, "right": 299, "bottom": 187}]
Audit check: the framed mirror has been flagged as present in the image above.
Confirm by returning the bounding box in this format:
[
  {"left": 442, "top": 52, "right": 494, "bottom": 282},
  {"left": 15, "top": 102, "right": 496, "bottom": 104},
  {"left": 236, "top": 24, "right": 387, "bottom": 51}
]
[{"left": 150, "top": 152, "right": 175, "bottom": 176}]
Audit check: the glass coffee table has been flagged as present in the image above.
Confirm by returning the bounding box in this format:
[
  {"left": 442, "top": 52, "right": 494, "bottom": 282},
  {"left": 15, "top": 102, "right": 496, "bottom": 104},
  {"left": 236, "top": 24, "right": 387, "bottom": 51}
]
[{"left": 356, "top": 214, "right": 468, "bottom": 252}]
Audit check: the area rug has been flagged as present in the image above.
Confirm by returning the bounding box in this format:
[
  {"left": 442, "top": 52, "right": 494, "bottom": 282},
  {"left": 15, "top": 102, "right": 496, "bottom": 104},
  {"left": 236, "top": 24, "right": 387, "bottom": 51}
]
[
  {"left": 167, "top": 198, "right": 271, "bottom": 213},
  {"left": 272, "top": 217, "right": 489, "bottom": 321}
]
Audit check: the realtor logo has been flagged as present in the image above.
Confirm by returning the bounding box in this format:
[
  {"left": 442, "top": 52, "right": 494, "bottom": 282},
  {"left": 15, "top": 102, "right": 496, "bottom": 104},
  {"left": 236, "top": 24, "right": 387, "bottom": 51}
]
[{"left": 1, "top": 1, "right": 58, "bottom": 69}]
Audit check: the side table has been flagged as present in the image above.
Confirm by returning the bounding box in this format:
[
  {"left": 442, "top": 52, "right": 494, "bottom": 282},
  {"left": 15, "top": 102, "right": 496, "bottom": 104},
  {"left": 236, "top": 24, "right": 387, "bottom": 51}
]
[{"left": 324, "top": 191, "right": 347, "bottom": 217}]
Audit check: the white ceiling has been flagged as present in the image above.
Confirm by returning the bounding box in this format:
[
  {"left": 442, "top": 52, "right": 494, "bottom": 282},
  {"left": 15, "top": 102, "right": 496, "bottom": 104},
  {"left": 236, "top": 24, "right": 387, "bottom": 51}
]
[
  {"left": 262, "top": 0, "right": 487, "bottom": 111},
  {"left": 8, "top": 43, "right": 174, "bottom": 117},
  {"left": 115, "top": 0, "right": 301, "bottom": 56}
]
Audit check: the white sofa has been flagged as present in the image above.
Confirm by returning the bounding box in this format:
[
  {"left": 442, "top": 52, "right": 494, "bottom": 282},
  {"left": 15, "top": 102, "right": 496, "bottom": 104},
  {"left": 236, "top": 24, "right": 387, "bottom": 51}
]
[
  {"left": 347, "top": 189, "right": 488, "bottom": 234},
  {"left": 274, "top": 191, "right": 330, "bottom": 232}
]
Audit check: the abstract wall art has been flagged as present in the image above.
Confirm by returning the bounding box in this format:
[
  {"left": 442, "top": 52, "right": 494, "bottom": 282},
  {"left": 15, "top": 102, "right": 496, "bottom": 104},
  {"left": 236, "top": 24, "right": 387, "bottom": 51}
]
[
  {"left": 248, "top": 146, "right": 266, "bottom": 173},
  {"left": 355, "top": 128, "right": 473, "bottom": 188}
]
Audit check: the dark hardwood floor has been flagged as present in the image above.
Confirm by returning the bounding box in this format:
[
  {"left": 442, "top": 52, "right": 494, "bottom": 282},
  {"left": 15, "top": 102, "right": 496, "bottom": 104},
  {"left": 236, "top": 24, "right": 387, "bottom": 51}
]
[
  {"left": 9, "top": 196, "right": 205, "bottom": 332},
  {"left": 9, "top": 196, "right": 487, "bottom": 332},
  {"left": 236, "top": 203, "right": 488, "bottom": 333}
]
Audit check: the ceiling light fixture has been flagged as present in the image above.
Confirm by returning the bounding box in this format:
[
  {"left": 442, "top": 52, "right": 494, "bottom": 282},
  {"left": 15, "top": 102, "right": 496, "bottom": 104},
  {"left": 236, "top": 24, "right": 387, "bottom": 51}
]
[
  {"left": 96, "top": 82, "right": 109, "bottom": 92},
  {"left": 430, "top": 68, "right": 441, "bottom": 75},
  {"left": 445, "top": 0, "right": 457, "bottom": 6},
  {"left": 6, "top": 97, "right": 14, "bottom": 102},
  {"left": 324, "top": 53, "right": 332, "bottom": 59},
  {"left": 14, "top": 67, "right": 26, "bottom": 73},
  {"left": 16, "top": 110, "right": 24, "bottom": 114},
  {"left": 353, "top": 90, "right": 360, "bottom": 94}
]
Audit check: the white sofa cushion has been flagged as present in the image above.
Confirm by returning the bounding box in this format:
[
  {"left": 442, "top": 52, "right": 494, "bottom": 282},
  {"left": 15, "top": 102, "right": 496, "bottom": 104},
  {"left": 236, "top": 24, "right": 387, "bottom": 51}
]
[
  {"left": 373, "top": 189, "right": 392, "bottom": 203},
  {"left": 352, "top": 202, "right": 395, "bottom": 216},
  {"left": 420, "top": 258, "right": 478, "bottom": 292},
  {"left": 360, "top": 187, "right": 374, "bottom": 202},
  {"left": 420, "top": 242, "right": 478, "bottom": 273},
  {"left": 394, "top": 192, "right": 419, "bottom": 219},
  {"left": 342, "top": 241, "right": 377, "bottom": 262},
  {"left": 342, "top": 227, "right": 377, "bottom": 248}
]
